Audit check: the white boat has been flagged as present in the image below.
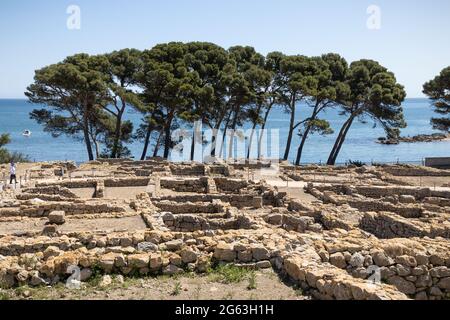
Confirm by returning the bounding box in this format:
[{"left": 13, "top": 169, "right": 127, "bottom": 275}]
[{"left": 22, "top": 130, "right": 32, "bottom": 137}]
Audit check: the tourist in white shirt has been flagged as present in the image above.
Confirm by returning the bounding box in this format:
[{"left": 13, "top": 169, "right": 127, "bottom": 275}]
[{"left": 10, "top": 162, "right": 17, "bottom": 184}]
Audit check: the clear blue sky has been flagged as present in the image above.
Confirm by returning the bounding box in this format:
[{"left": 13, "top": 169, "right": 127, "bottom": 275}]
[{"left": 1, "top": 0, "right": 449, "bottom": 98}]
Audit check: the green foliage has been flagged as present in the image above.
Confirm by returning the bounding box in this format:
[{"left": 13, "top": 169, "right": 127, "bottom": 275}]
[
  {"left": 26, "top": 51, "right": 143, "bottom": 160},
  {"left": 0, "top": 134, "right": 11, "bottom": 148},
  {"left": 423, "top": 66, "right": 450, "bottom": 133},
  {"left": 207, "top": 264, "right": 253, "bottom": 284},
  {"left": 294, "top": 285, "right": 304, "bottom": 297},
  {"left": 0, "top": 290, "right": 12, "bottom": 300},
  {"left": 171, "top": 281, "right": 182, "bottom": 296},
  {"left": 25, "top": 54, "right": 111, "bottom": 160},
  {"left": 85, "top": 264, "right": 105, "bottom": 287},
  {"left": 348, "top": 160, "right": 366, "bottom": 167},
  {"left": 327, "top": 59, "right": 407, "bottom": 165},
  {"left": 0, "top": 133, "right": 30, "bottom": 164},
  {"left": 25, "top": 42, "right": 407, "bottom": 165},
  {"left": 345, "top": 59, "right": 406, "bottom": 128},
  {"left": 247, "top": 271, "right": 257, "bottom": 290},
  {"left": 305, "top": 119, "right": 334, "bottom": 136}
]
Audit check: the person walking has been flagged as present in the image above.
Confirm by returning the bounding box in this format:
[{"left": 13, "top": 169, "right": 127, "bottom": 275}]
[{"left": 9, "top": 161, "right": 17, "bottom": 185}]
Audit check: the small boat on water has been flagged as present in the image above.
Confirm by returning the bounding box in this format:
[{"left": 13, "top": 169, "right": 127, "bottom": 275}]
[{"left": 22, "top": 130, "right": 32, "bottom": 137}]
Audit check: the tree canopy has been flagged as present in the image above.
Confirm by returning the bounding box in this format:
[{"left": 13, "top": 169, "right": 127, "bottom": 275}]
[
  {"left": 25, "top": 42, "right": 408, "bottom": 165},
  {"left": 423, "top": 66, "right": 450, "bottom": 133},
  {"left": 326, "top": 59, "right": 406, "bottom": 165}
]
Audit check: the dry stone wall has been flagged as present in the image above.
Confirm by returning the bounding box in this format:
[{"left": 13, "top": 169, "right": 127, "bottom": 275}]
[{"left": 160, "top": 178, "right": 207, "bottom": 193}]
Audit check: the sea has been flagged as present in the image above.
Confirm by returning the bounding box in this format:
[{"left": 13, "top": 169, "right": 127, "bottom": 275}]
[{"left": 0, "top": 98, "right": 449, "bottom": 165}]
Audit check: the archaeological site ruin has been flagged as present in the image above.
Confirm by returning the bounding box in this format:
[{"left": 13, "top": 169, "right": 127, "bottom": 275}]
[{"left": 0, "top": 159, "right": 449, "bottom": 300}]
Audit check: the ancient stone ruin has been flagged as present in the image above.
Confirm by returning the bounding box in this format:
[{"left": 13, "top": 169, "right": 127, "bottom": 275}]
[{"left": 0, "top": 160, "right": 449, "bottom": 300}]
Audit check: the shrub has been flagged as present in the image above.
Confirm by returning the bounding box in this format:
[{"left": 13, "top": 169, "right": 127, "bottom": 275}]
[
  {"left": 348, "top": 160, "right": 366, "bottom": 167},
  {"left": 0, "top": 133, "right": 30, "bottom": 164}
]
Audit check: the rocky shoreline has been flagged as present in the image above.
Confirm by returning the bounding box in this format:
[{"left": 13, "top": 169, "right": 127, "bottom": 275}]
[{"left": 377, "top": 133, "right": 450, "bottom": 145}]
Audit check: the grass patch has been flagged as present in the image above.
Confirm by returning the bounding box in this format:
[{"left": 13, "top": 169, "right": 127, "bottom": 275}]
[
  {"left": 294, "top": 285, "right": 304, "bottom": 297},
  {"left": 85, "top": 264, "right": 105, "bottom": 288},
  {"left": 14, "top": 285, "right": 33, "bottom": 297},
  {"left": 171, "top": 281, "right": 182, "bottom": 296},
  {"left": 207, "top": 264, "right": 253, "bottom": 284},
  {"left": 247, "top": 272, "right": 257, "bottom": 290},
  {"left": 194, "top": 284, "right": 201, "bottom": 300},
  {"left": 0, "top": 290, "right": 12, "bottom": 300}
]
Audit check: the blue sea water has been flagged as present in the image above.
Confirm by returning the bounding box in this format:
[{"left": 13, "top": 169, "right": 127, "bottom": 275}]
[{"left": 0, "top": 98, "right": 449, "bottom": 164}]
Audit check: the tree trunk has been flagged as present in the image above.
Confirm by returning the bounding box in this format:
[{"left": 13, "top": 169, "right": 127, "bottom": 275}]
[
  {"left": 327, "top": 115, "right": 355, "bottom": 165},
  {"left": 163, "top": 113, "right": 174, "bottom": 159},
  {"left": 87, "top": 122, "right": 101, "bottom": 159},
  {"left": 111, "top": 106, "right": 125, "bottom": 159},
  {"left": 140, "top": 124, "right": 153, "bottom": 160},
  {"left": 246, "top": 104, "right": 262, "bottom": 160},
  {"left": 283, "top": 99, "right": 296, "bottom": 161},
  {"left": 210, "top": 128, "right": 218, "bottom": 157},
  {"left": 295, "top": 102, "right": 322, "bottom": 166},
  {"left": 83, "top": 104, "right": 94, "bottom": 161},
  {"left": 93, "top": 138, "right": 100, "bottom": 159},
  {"left": 190, "top": 121, "right": 201, "bottom": 161},
  {"left": 219, "top": 111, "right": 232, "bottom": 159},
  {"left": 83, "top": 128, "right": 94, "bottom": 161},
  {"left": 190, "top": 130, "right": 195, "bottom": 161},
  {"left": 247, "top": 121, "right": 258, "bottom": 160},
  {"left": 153, "top": 131, "right": 163, "bottom": 157},
  {"left": 327, "top": 119, "right": 350, "bottom": 165},
  {"left": 257, "top": 105, "right": 273, "bottom": 160},
  {"left": 210, "top": 116, "right": 225, "bottom": 157},
  {"left": 295, "top": 125, "right": 312, "bottom": 166},
  {"left": 330, "top": 116, "right": 355, "bottom": 165},
  {"left": 227, "top": 107, "right": 239, "bottom": 160}
]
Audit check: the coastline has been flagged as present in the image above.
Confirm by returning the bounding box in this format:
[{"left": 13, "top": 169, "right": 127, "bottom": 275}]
[
  {"left": 1, "top": 99, "right": 448, "bottom": 165},
  {"left": 377, "top": 133, "right": 450, "bottom": 145}
]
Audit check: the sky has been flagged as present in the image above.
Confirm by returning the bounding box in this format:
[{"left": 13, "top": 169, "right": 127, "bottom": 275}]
[{"left": 0, "top": 0, "right": 449, "bottom": 98}]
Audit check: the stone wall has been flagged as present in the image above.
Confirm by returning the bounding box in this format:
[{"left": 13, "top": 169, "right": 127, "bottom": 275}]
[
  {"left": 360, "top": 212, "right": 450, "bottom": 239},
  {"left": 160, "top": 178, "right": 207, "bottom": 193},
  {"left": 94, "top": 158, "right": 133, "bottom": 165},
  {"left": 353, "top": 186, "right": 449, "bottom": 200},
  {"left": 0, "top": 201, "right": 127, "bottom": 218},
  {"left": 104, "top": 178, "right": 150, "bottom": 187},
  {"left": 213, "top": 178, "right": 249, "bottom": 193},
  {"left": 282, "top": 254, "right": 408, "bottom": 300},
  {"left": 154, "top": 201, "right": 225, "bottom": 214},
  {"left": 310, "top": 183, "right": 450, "bottom": 200},
  {"left": 162, "top": 214, "right": 254, "bottom": 232},
  {"left": 36, "top": 177, "right": 152, "bottom": 189},
  {"left": 381, "top": 165, "right": 450, "bottom": 177},
  {"left": 16, "top": 194, "right": 75, "bottom": 202},
  {"left": 169, "top": 163, "right": 206, "bottom": 176},
  {"left": 316, "top": 236, "right": 450, "bottom": 299},
  {"left": 153, "top": 194, "right": 263, "bottom": 209},
  {"left": 22, "top": 186, "right": 79, "bottom": 199},
  {"left": 36, "top": 180, "right": 97, "bottom": 189},
  {"left": 346, "top": 199, "right": 423, "bottom": 218},
  {"left": 207, "top": 165, "right": 232, "bottom": 176},
  {"left": 229, "top": 162, "right": 272, "bottom": 170}
]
